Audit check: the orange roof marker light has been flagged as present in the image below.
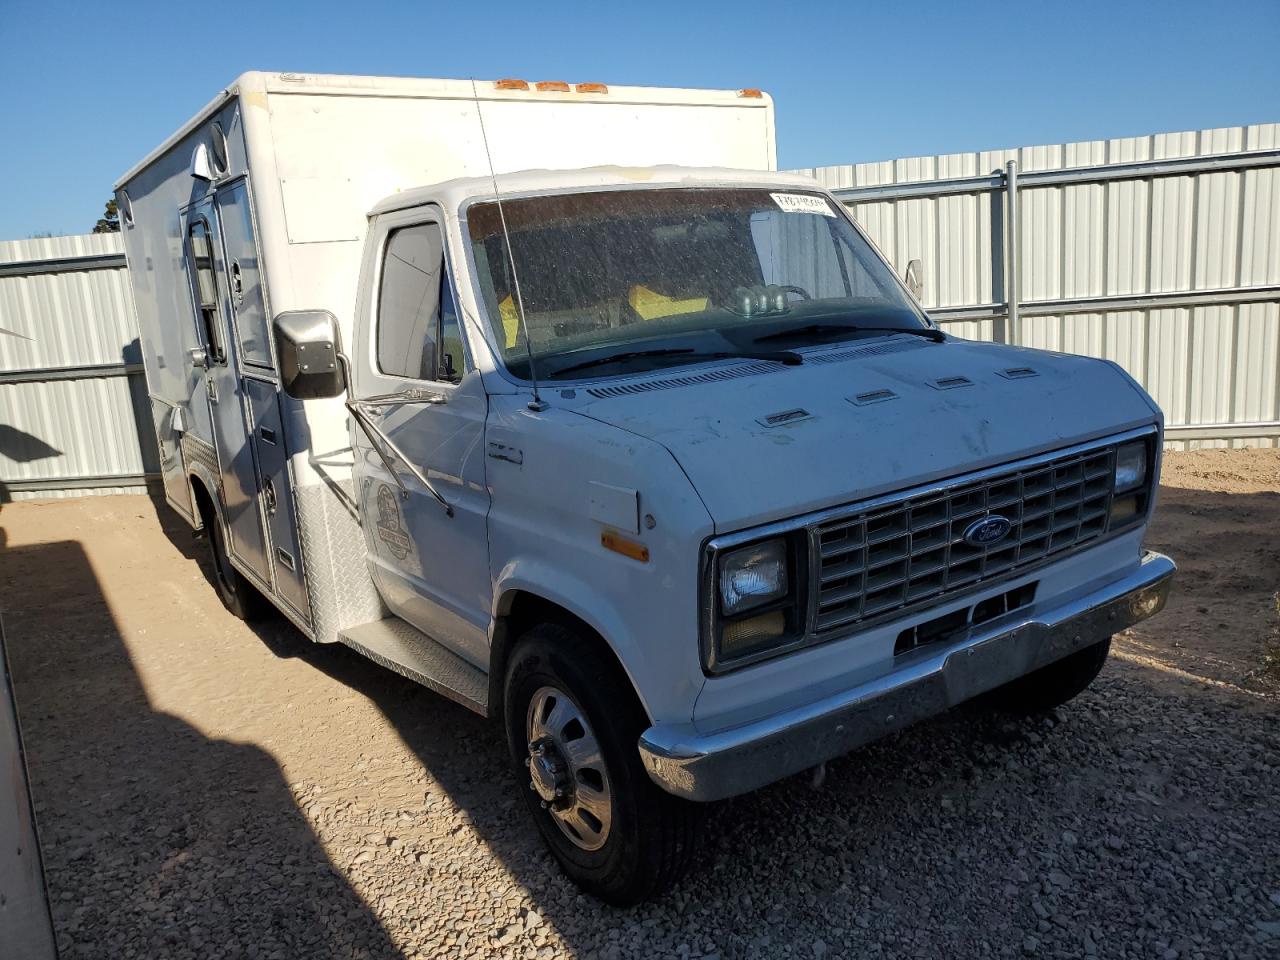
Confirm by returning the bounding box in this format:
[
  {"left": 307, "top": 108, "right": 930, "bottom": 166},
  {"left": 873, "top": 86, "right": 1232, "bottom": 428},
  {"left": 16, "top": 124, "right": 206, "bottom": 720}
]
[
  {"left": 575, "top": 82, "right": 609, "bottom": 94},
  {"left": 494, "top": 78, "right": 529, "bottom": 91},
  {"left": 738, "top": 88, "right": 764, "bottom": 99},
  {"left": 534, "top": 80, "right": 571, "bottom": 93}
]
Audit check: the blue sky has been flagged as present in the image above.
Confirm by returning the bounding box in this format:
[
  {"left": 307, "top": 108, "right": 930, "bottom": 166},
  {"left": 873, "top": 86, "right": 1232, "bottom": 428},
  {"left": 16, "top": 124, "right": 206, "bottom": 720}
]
[{"left": 1, "top": 0, "right": 1277, "bottom": 238}]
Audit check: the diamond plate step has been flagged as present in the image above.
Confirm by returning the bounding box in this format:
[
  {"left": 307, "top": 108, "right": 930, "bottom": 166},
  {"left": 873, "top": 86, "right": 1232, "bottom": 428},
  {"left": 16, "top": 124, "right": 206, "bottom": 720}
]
[{"left": 338, "top": 618, "right": 488, "bottom": 716}]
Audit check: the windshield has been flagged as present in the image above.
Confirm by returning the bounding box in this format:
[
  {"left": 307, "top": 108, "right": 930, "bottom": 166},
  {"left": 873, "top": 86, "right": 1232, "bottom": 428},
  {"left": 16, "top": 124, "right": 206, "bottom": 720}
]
[{"left": 466, "top": 187, "right": 927, "bottom": 381}]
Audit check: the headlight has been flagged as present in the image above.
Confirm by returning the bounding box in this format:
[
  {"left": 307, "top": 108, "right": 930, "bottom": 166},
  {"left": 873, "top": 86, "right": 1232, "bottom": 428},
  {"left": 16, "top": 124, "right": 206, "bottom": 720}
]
[
  {"left": 706, "top": 535, "right": 806, "bottom": 672},
  {"left": 1114, "top": 441, "right": 1147, "bottom": 493},
  {"left": 1109, "top": 438, "right": 1153, "bottom": 529},
  {"left": 719, "top": 539, "right": 789, "bottom": 615}
]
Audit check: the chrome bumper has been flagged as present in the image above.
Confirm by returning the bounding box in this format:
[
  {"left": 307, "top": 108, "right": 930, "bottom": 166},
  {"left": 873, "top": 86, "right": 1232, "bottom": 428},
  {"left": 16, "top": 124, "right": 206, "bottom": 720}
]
[{"left": 639, "top": 550, "right": 1175, "bottom": 802}]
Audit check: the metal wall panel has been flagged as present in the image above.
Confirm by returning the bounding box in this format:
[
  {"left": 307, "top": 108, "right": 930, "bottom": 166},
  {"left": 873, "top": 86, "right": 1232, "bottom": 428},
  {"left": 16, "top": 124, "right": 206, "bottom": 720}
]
[
  {"left": 0, "top": 234, "right": 156, "bottom": 500},
  {"left": 798, "top": 122, "right": 1280, "bottom": 449}
]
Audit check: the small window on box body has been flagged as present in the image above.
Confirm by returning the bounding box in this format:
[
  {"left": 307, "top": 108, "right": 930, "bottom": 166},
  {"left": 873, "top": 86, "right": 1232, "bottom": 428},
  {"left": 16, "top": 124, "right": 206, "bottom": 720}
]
[
  {"left": 209, "top": 121, "right": 230, "bottom": 177},
  {"left": 187, "top": 219, "right": 226, "bottom": 363},
  {"left": 377, "top": 222, "right": 466, "bottom": 384}
]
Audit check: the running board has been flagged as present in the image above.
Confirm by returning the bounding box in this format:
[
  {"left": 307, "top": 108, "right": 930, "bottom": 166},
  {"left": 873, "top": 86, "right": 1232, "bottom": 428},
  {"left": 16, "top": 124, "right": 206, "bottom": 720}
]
[{"left": 338, "top": 618, "right": 488, "bottom": 716}]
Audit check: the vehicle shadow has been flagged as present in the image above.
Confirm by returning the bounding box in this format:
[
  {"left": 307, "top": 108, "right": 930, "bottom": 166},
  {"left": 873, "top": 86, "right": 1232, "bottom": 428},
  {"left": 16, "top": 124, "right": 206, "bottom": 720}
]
[{"left": 0, "top": 532, "right": 406, "bottom": 959}]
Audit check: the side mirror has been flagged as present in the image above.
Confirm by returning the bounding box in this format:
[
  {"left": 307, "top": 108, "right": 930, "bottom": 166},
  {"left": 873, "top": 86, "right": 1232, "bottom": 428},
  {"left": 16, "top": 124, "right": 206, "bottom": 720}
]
[
  {"left": 273, "top": 310, "right": 346, "bottom": 400},
  {"left": 903, "top": 259, "right": 924, "bottom": 301}
]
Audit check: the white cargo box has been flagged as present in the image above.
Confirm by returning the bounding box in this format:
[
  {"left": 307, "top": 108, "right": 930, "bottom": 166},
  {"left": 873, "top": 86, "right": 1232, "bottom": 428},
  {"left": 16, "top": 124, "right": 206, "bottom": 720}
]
[{"left": 115, "top": 71, "right": 776, "bottom": 642}]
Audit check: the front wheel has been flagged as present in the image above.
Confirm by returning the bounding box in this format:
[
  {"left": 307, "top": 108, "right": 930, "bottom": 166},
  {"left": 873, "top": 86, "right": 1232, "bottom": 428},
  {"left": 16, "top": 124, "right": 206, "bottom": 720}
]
[
  {"left": 503, "top": 623, "right": 701, "bottom": 905},
  {"left": 985, "top": 636, "right": 1112, "bottom": 714}
]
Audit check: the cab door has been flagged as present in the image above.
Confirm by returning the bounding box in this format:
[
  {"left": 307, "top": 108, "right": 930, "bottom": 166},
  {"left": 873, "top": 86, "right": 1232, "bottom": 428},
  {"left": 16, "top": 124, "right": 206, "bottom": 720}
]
[
  {"left": 182, "top": 199, "right": 271, "bottom": 587},
  {"left": 350, "top": 212, "right": 492, "bottom": 667}
]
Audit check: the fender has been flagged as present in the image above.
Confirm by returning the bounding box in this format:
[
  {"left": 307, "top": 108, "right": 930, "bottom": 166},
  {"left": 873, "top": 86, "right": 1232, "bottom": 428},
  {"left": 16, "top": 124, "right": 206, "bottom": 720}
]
[
  {"left": 186, "top": 462, "right": 222, "bottom": 533},
  {"left": 491, "top": 556, "right": 705, "bottom": 725}
]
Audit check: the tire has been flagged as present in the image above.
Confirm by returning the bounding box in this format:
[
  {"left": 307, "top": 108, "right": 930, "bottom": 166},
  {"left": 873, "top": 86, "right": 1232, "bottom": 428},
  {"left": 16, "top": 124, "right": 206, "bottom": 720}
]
[
  {"left": 503, "top": 622, "right": 701, "bottom": 906},
  {"left": 205, "top": 510, "right": 269, "bottom": 622},
  {"left": 985, "top": 636, "right": 1112, "bottom": 714}
]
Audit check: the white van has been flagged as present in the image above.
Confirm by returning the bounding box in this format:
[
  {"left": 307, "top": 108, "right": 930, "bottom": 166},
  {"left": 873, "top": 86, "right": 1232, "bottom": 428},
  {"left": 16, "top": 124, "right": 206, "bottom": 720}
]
[{"left": 119, "top": 72, "right": 1174, "bottom": 904}]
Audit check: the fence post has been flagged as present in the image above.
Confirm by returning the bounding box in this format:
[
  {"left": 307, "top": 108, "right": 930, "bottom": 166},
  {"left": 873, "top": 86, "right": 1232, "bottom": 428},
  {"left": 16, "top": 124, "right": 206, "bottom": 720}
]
[{"left": 1004, "top": 159, "right": 1020, "bottom": 345}]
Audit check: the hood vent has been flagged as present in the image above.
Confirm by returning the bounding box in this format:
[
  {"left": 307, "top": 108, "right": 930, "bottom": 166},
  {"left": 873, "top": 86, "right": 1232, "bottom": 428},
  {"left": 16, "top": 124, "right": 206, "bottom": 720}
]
[
  {"left": 997, "top": 366, "right": 1039, "bottom": 380},
  {"left": 849, "top": 388, "right": 898, "bottom": 406},
  {"left": 756, "top": 407, "right": 813, "bottom": 428},
  {"left": 585, "top": 360, "right": 785, "bottom": 399},
  {"left": 929, "top": 375, "right": 974, "bottom": 391}
]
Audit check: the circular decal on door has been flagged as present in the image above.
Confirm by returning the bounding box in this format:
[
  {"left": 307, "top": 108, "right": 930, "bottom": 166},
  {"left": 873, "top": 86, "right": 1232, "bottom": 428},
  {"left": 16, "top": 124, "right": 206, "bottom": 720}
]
[{"left": 375, "top": 484, "right": 411, "bottom": 560}]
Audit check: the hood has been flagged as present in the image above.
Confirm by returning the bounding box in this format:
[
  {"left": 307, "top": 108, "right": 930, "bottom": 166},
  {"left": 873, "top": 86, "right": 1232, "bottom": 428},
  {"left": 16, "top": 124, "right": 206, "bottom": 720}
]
[{"left": 570, "top": 337, "right": 1158, "bottom": 532}]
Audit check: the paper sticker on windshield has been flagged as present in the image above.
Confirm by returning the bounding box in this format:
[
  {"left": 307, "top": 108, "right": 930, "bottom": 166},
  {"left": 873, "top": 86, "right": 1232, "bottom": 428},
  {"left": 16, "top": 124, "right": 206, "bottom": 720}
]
[{"left": 771, "top": 193, "right": 836, "bottom": 217}]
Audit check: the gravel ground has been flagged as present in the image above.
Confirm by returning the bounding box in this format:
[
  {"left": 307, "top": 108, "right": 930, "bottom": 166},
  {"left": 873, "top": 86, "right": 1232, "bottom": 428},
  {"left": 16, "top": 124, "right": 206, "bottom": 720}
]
[{"left": 1, "top": 447, "right": 1278, "bottom": 960}]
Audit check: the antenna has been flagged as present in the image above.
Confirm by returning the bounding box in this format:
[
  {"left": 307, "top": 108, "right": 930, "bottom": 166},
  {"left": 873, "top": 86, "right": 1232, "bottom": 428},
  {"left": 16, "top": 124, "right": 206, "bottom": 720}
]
[{"left": 471, "top": 78, "right": 546, "bottom": 411}]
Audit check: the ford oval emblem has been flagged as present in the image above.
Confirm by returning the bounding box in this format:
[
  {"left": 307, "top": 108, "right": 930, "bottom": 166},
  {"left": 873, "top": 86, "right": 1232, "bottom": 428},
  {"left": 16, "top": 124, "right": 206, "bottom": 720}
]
[{"left": 963, "top": 515, "right": 1013, "bottom": 548}]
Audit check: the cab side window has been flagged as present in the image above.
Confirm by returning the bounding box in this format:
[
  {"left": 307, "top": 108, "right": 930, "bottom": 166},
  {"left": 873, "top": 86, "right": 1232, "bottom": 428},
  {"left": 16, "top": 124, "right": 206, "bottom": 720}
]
[
  {"left": 187, "top": 219, "right": 226, "bottom": 363},
  {"left": 377, "top": 223, "right": 465, "bottom": 383}
]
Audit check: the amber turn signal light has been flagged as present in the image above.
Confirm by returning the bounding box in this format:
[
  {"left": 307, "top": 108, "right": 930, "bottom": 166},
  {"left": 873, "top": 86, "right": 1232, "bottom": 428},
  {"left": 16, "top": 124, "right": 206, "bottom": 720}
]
[{"left": 601, "top": 531, "right": 649, "bottom": 563}]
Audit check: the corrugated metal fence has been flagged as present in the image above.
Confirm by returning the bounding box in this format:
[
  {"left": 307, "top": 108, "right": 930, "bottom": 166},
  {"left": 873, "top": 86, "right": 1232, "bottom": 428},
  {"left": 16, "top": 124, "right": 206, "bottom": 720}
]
[
  {"left": 0, "top": 233, "right": 156, "bottom": 500},
  {"left": 0, "top": 121, "right": 1276, "bottom": 499},
  {"left": 798, "top": 122, "right": 1280, "bottom": 448}
]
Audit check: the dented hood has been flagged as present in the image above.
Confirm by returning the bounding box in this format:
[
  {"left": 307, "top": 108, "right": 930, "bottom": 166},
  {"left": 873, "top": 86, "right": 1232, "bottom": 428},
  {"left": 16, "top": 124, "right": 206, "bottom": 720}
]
[{"left": 572, "top": 337, "right": 1159, "bottom": 533}]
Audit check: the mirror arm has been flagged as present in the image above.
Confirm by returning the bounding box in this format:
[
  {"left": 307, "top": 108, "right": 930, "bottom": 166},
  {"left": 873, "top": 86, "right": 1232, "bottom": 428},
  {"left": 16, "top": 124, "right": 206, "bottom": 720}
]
[
  {"left": 356, "top": 391, "right": 448, "bottom": 407},
  {"left": 346, "top": 401, "right": 410, "bottom": 500},
  {"left": 343, "top": 375, "right": 454, "bottom": 518},
  {"left": 338, "top": 350, "right": 454, "bottom": 518}
]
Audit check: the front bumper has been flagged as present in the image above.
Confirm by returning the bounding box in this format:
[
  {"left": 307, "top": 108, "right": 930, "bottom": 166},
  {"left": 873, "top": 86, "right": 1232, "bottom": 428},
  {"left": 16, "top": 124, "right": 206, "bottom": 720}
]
[{"left": 638, "top": 550, "right": 1175, "bottom": 802}]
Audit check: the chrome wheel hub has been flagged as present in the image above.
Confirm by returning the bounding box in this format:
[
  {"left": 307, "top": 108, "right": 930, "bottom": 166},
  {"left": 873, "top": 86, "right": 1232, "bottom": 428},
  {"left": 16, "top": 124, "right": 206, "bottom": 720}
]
[
  {"left": 525, "top": 685, "right": 613, "bottom": 851},
  {"left": 528, "top": 739, "right": 570, "bottom": 806}
]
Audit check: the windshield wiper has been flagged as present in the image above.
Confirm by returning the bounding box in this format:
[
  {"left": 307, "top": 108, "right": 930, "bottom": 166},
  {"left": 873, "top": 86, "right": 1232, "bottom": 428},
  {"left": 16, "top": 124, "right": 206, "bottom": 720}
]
[
  {"left": 550, "top": 348, "right": 695, "bottom": 377},
  {"left": 550, "top": 347, "right": 802, "bottom": 378},
  {"left": 754, "top": 322, "right": 944, "bottom": 344}
]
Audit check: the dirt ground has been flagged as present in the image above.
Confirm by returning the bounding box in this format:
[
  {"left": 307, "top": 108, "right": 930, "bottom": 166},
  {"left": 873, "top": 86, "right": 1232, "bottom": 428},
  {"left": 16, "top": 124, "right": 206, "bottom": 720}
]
[
  {"left": 1130, "top": 449, "right": 1280, "bottom": 694},
  {"left": 1, "top": 448, "right": 1277, "bottom": 959}
]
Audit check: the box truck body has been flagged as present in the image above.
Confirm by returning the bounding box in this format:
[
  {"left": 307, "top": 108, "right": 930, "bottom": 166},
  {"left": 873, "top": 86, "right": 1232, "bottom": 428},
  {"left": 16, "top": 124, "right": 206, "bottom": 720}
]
[{"left": 117, "top": 71, "right": 777, "bottom": 641}]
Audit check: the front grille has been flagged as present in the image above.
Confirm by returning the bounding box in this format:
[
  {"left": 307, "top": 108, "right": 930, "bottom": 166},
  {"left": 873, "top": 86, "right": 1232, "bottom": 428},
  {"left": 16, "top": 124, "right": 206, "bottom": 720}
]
[{"left": 813, "top": 444, "right": 1119, "bottom": 634}]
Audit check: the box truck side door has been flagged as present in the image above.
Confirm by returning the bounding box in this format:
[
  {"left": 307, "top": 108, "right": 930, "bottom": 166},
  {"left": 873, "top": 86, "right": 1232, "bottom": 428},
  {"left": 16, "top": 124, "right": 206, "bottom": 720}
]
[
  {"left": 214, "top": 179, "right": 310, "bottom": 618},
  {"left": 181, "top": 198, "right": 272, "bottom": 588},
  {"left": 350, "top": 212, "right": 491, "bottom": 669}
]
